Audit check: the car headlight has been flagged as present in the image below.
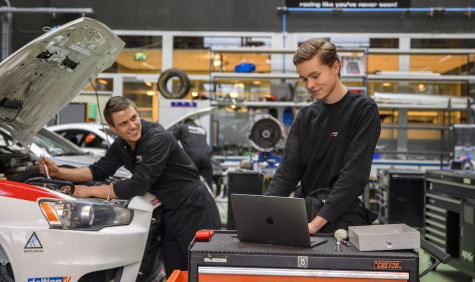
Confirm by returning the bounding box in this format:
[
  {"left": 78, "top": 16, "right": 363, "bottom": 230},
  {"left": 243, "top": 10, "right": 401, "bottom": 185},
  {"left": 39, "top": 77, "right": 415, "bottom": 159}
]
[{"left": 38, "top": 199, "right": 134, "bottom": 231}]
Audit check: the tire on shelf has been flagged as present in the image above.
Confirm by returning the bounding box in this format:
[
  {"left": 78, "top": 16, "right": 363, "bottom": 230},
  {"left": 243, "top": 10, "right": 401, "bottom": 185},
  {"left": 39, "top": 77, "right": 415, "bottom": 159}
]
[{"left": 157, "top": 68, "right": 191, "bottom": 99}]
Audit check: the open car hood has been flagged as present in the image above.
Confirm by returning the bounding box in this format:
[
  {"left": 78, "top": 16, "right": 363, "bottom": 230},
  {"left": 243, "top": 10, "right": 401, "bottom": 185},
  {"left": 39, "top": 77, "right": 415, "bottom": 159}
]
[{"left": 0, "top": 17, "right": 124, "bottom": 148}]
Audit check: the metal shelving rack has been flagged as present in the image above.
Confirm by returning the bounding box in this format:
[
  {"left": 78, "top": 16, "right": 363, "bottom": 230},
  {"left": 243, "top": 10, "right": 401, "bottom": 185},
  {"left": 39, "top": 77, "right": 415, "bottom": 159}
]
[
  {"left": 208, "top": 46, "right": 475, "bottom": 162},
  {"left": 208, "top": 47, "right": 475, "bottom": 108}
]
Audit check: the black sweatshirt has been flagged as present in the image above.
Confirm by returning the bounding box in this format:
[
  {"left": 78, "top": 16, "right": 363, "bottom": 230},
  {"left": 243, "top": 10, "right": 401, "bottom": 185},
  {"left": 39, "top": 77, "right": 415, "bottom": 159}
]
[
  {"left": 88, "top": 120, "right": 220, "bottom": 237},
  {"left": 266, "top": 91, "right": 381, "bottom": 223}
]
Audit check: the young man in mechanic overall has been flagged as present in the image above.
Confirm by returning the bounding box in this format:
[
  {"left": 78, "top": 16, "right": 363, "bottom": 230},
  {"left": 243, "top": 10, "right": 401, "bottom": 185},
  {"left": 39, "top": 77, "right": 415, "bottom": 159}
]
[
  {"left": 265, "top": 38, "right": 381, "bottom": 234},
  {"left": 173, "top": 118, "right": 213, "bottom": 190},
  {"left": 40, "top": 96, "right": 221, "bottom": 277}
]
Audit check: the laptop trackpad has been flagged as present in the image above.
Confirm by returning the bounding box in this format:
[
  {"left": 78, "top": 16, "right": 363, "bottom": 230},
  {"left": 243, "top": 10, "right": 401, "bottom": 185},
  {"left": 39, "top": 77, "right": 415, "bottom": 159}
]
[{"left": 310, "top": 237, "right": 328, "bottom": 247}]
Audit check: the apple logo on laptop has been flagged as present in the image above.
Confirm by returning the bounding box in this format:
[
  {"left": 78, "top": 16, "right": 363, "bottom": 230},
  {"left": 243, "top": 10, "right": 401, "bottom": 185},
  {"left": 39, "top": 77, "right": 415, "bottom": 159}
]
[{"left": 266, "top": 216, "right": 274, "bottom": 225}]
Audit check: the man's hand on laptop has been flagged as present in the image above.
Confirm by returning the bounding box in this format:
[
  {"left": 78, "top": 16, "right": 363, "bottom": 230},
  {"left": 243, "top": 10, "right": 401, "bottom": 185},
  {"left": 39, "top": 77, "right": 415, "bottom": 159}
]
[{"left": 308, "top": 216, "right": 328, "bottom": 234}]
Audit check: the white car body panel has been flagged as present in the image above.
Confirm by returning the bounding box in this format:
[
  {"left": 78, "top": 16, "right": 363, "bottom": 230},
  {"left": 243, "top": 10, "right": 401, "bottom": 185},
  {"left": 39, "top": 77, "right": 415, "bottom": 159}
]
[
  {"left": 0, "top": 179, "right": 161, "bottom": 281},
  {"left": 0, "top": 17, "right": 124, "bottom": 149}
]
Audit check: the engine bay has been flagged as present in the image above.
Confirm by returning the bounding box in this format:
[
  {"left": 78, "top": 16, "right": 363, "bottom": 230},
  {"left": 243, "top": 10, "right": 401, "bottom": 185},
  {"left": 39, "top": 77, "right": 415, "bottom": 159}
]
[{"left": 0, "top": 130, "right": 33, "bottom": 179}]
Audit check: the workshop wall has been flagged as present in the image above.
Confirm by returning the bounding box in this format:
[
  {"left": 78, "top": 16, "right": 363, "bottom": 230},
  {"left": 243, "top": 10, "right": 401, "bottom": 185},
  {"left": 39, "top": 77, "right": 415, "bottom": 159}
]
[{"left": 7, "top": 0, "right": 475, "bottom": 53}]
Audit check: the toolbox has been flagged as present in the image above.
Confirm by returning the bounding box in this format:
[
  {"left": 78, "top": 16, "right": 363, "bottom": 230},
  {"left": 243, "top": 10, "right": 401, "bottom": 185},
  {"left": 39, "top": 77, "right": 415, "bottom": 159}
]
[
  {"left": 188, "top": 230, "right": 421, "bottom": 281},
  {"left": 349, "top": 224, "right": 420, "bottom": 251}
]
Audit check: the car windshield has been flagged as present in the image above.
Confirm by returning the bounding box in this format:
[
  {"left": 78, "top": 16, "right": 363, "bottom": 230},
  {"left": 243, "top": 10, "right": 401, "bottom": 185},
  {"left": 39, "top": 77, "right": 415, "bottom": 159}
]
[{"left": 33, "top": 128, "right": 87, "bottom": 156}]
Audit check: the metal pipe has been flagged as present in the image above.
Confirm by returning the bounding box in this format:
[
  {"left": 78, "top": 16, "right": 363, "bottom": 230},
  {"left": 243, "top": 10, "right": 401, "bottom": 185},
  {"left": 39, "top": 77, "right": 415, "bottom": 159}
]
[
  {"left": 1, "top": 0, "right": 12, "bottom": 63},
  {"left": 1, "top": 11, "right": 11, "bottom": 60},
  {"left": 280, "top": 7, "right": 473, "bottom": 13},
  {"left": 0, "top": 7, "right": 94, "bottom": 15},
  {"left": 282, "top": 13, "right": 286, "bottom": 72}
]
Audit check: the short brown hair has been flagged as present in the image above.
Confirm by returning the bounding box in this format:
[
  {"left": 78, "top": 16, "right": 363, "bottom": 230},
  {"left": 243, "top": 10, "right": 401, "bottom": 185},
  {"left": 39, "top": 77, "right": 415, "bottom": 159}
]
[
  {"left": 293, "top": 38, "right": 340, "bottom": 76},
  {"left": 104, "top": 96, "right": 137, "bottom": 125}
]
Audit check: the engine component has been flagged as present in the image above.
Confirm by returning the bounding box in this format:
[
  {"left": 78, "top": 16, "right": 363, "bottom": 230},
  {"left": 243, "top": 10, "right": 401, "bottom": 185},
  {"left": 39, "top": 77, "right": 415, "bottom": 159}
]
[{"left": 248, "top": 114, "right": 284, "bottom": 152}]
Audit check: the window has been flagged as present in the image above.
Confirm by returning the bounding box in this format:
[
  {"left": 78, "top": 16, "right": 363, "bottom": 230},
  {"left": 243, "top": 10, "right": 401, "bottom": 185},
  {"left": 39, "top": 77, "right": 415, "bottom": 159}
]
[{"left": 111, "top": 35, "right": 163, "bottom": 74}]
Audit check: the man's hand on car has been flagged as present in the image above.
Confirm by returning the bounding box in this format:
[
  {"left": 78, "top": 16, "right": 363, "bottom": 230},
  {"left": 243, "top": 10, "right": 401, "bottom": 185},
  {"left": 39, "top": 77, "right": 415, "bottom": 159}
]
[
  {"left": 39, "top": 157, "right": 59, "bottom": 178},
  {"left": 74, "top": 185, "right": 93, "bottom": 198}
]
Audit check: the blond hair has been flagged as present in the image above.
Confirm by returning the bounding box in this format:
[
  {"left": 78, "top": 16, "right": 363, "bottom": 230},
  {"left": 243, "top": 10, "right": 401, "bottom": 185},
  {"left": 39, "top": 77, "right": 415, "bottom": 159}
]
[{"left": 293, "top": 38, "right": 341, "bottom": 76}]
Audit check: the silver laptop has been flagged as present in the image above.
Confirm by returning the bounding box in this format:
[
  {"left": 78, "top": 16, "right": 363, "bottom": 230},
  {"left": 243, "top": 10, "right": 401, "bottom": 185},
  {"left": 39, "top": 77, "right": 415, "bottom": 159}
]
[{"left": 231, "top": 194, "right": 328, "bottom": 248}]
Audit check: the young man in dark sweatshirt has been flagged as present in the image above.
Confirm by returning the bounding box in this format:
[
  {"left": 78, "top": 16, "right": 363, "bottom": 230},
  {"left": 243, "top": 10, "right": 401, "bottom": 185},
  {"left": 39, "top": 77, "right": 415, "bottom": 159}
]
[{"left": 265, "top": 38, "right": 380, "bottom": 233}]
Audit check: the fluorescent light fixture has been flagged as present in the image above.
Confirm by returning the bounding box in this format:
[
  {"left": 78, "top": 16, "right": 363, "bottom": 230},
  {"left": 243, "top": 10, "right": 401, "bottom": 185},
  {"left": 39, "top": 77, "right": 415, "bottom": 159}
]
[
  {"left": 438, "top": 55, "right": 452, "bottom": 63},
  {"left": 97, "top": 79, "right": 108, "bottom": 85},
  {"left": 142, "top": 62, "right": 155, "bottom": 70}
]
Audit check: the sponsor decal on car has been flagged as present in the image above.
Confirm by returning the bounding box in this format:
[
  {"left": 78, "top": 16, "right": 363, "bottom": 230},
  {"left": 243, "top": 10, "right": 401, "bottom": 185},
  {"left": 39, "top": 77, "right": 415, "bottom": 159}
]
[
  {"left": 28, "top": 277, "right": 71, "bottom": 282},
  {"left": 24, "top": 232, "right": 43, "bottom": 253}
]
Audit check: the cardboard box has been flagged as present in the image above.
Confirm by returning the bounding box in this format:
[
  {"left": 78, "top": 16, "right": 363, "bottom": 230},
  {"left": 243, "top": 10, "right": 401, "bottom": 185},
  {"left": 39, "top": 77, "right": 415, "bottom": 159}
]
[{"left": 349, "top": 224, "right": 420, "bottom": 251}]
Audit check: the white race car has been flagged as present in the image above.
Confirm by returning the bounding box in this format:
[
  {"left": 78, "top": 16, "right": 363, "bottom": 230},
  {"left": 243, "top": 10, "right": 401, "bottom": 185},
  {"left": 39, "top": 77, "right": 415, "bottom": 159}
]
[
  {"left": 0, "top": 17, "right": 164, "bottom": 281},
  {"left": 0, "top": 179, "right": 163, "bottom": 281}
]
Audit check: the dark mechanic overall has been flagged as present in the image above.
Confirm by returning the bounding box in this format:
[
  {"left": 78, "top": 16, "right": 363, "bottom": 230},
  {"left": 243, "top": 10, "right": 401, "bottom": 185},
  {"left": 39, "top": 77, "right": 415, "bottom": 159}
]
[
  {"left": 40, "top": 97, "right": 221, "bottom": 277},
  {"left": 173, "top": 119, "right": 213, "bottom": 189},
  {"left": 265, "top": 38, "right": 380, "bottom": 234}
]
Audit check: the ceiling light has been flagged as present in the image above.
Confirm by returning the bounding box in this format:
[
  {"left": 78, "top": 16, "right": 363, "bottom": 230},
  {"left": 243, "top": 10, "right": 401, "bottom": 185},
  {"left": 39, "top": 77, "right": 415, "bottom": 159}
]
[
  {"left": 97, "top": 79, "right": 108, "bottom": 85},
  {"left": 229, "top": 92, "right": 238, "bottom": 98},
  {"left": 145, "top": 81, "right": 152, "bottom": 87},
  {"left": 192, "top": 92, "right": 198, "bottom": 97},
  {"left": 142, "top": 62, "right": 155, "bottom": 70},
  {"left": 146, "top": 91, "right": 155, "bottom": 96},
  {"left": 438, "top": 55, "right": 452, "bottom": 63}
]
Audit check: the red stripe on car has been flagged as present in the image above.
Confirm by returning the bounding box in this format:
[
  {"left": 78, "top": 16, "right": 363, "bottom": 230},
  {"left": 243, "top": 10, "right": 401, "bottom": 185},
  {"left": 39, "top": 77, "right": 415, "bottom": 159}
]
[{"left": 0, "top": 180, "right": 62, "bottom": 201}]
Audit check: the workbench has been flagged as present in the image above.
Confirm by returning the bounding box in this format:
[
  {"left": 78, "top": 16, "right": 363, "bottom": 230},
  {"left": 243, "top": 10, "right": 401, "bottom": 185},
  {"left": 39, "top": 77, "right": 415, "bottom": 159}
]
[{"left": 187, "top": 231, "right": 420, "bottom": 281}]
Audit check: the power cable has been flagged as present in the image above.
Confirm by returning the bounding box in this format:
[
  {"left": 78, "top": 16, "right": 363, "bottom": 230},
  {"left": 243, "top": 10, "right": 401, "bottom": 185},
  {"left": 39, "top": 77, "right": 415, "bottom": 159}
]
[{"left": 89, "top": 78, "right": 111, "bottom": 149}]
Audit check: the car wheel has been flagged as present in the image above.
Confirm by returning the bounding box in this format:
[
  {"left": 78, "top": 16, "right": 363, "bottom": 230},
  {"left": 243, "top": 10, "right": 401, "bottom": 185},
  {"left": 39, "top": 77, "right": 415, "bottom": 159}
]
[
  {"left": 157, "top": 68, "right": 190, "bottom": 99},
  {"left": 0, "top": 262, "right": 14, "bottom": 282}
]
